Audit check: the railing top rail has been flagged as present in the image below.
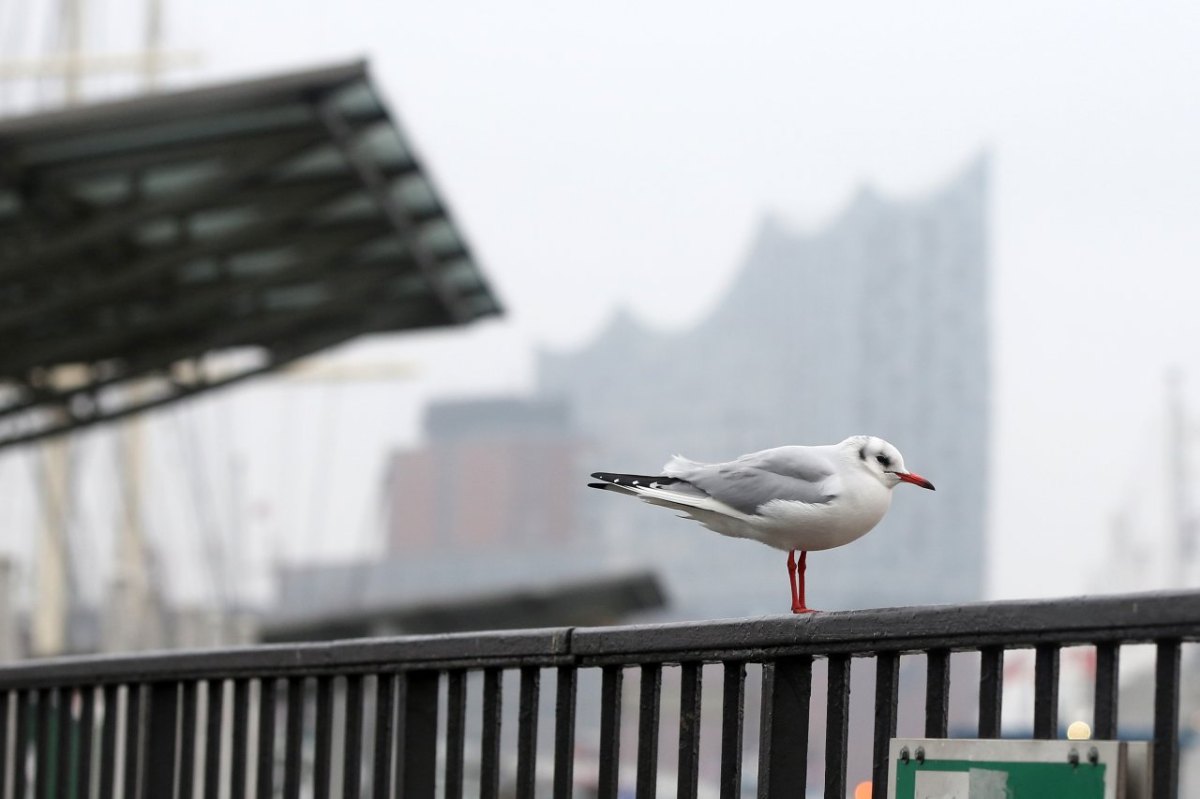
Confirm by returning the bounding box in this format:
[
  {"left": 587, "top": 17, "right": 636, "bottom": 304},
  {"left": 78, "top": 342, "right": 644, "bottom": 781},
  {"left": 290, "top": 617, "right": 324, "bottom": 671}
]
[{"left": 2, "top": 589, "right": 1198, "bottom": 688}]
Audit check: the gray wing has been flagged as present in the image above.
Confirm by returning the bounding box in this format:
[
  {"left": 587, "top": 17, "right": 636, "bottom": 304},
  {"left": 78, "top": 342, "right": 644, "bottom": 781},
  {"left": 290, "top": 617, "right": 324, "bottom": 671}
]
[{"left": 665, "top": 446, "right": 840, "bottom": 515}]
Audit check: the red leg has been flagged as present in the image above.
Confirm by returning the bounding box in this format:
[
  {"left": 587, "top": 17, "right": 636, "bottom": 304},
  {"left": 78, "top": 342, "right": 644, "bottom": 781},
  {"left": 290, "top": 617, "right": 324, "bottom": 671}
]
[
  {"left": 787, "top": 550, "right": 800, "bottom": 612},
  {"left": 798, "top": 550, "right": 809, "bottom": 611},
  {"left": 792, "top": 550, "right": 815, "bottom": 614}
]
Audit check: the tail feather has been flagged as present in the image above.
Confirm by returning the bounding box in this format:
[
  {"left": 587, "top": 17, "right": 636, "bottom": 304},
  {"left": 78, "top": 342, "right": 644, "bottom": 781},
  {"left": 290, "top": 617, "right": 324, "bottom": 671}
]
[
  {"left": 589, "top": 472, "right": 681, "bottom": 489},
  {"left": 588, "top": 467, "right": 755, "bottom": 540},
  {"left": 662, "top": 454, "right": 704, "bottom": 477}
]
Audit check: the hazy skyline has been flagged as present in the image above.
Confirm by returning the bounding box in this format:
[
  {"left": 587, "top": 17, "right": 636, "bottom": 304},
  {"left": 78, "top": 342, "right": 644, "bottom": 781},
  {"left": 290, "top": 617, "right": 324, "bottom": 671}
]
[{"left": 3, "top": 1, "right": 1200, "bottom": 604}]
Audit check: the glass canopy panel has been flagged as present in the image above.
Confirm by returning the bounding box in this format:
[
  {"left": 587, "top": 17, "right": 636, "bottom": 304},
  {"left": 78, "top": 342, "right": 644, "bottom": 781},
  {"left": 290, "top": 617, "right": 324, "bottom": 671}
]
[{"left": 0, "top": 61, "right": 500, "bottom": 449}]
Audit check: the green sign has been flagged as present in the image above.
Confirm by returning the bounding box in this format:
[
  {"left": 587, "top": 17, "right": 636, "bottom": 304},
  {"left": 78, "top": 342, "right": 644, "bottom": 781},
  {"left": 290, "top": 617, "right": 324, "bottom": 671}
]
[
  {"left": 893, "top": 757, "right": 1106, "bottom": 798},
  {"left": 886, "top": 738, "right": 1149, "bottom": 799}
]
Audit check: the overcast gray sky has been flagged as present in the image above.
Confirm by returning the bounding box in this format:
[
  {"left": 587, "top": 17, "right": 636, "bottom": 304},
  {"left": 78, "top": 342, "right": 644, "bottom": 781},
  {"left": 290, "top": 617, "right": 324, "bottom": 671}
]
[{"left": 6, "top": 1, "right": 1200, "bottom": 604}]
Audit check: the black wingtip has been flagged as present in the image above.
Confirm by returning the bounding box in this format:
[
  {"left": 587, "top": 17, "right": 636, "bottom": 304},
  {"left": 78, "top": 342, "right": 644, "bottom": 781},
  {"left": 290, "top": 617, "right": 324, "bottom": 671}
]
[{"left": 587, "top": 482, "right": 608, "bottom": 490}]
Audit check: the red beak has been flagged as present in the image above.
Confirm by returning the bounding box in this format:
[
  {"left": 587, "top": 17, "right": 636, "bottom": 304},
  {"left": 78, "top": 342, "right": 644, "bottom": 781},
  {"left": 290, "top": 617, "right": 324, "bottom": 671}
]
[{"left": 896, "top": 472, "right": 935, "bottom": 490}]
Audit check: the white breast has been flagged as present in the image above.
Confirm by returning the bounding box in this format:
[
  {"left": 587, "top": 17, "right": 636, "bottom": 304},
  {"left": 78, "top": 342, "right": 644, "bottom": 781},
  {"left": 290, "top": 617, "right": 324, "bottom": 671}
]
[{"left": 749, "top": 476, "right": 893, "bottom": 552}]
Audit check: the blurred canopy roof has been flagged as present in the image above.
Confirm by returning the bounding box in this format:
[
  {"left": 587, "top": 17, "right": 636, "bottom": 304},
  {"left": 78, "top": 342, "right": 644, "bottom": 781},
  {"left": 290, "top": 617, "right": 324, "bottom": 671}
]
[
  {"left": 261, "top": 569, "right": 666, "bottom": 641},
  {"left": 0, "top": 61, "right": 501, "bottom": 449}
]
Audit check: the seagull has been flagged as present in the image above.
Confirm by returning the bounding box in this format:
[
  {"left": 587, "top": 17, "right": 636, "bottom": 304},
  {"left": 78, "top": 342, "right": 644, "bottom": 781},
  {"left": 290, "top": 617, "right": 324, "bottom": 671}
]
[{"left": 588, "top": 435, "right": 934, "bottom": 613}]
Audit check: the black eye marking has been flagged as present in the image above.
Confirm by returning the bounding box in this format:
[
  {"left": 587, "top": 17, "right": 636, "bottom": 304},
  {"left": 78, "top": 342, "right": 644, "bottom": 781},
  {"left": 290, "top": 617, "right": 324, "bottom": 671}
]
[
  {"left": 859, "top": 446, "right": 867, "bottom": 460},
  {"left": 876, "top": 454, "right": 891, "bottom": 467}
]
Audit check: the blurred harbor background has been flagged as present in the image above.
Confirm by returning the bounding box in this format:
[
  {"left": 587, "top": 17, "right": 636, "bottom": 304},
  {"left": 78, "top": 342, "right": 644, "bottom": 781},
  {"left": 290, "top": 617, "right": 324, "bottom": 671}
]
[{"left": 2, "top": 1, "right": 1200, "bottom": 795}]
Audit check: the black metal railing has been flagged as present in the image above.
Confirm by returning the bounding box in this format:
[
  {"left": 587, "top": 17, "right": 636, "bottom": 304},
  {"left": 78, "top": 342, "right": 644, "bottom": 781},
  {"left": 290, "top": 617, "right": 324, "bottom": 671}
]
[{"left": 0, "top": 590, "right": 1196, "bottom": 799}]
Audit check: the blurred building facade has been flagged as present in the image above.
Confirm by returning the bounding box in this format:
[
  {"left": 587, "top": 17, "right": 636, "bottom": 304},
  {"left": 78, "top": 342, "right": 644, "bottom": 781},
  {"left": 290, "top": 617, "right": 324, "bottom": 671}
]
[
  {"left": 384, "top": 397, "right": 579, "bottom": 553},
  {"left": 538, "top": 157, "right": 991, "bottom": 616}
]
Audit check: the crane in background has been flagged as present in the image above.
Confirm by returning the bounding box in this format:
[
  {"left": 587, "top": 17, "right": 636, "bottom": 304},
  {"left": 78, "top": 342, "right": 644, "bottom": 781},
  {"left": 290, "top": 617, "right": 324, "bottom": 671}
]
[{"left": 0, "top": 0, "right": 198, "bottom": 657}]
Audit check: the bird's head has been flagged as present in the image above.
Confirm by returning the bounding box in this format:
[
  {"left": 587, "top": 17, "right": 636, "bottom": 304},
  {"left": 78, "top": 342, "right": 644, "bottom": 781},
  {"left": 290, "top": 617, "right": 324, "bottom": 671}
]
[{"left": 845, "top": 436, "right": 935, "bottom": 490}]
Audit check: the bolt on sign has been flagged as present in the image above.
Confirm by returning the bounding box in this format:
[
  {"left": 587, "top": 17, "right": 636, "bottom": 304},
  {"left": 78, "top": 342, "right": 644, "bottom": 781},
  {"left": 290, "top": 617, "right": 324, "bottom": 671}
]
[{"left": 887, "top": 739, "right": 1151, "bottom": 799}]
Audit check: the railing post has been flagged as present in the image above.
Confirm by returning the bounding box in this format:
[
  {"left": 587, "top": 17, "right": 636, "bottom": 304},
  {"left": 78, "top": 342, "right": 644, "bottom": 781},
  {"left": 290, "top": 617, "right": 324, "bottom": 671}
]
[
  {"left": 342, "top": 676, "right": 365, "bottom": 799},
  {"left": 230, "top": 679, "right": 250, "bottom": 799},
  {"left": 552, "top": 666, "right": 577, "bottom": 799},
  {"left": 825, "top": 655, "right": 851, "bottom": 799},
  {"left": 13, "top": 691, "right": 29, "bottom": 799},
  {"left": 56, "top": 687, "right": 73, "bottom": 799},
  {"left": 398, "top": 671, "right": 439, "bottom": 799},
  {"left": 516, "top": 667, "right": 540, "bottom": 799},
  {"left": 1154, "top": 639, "right": 1181, "bottom": 799},
  {"left": 35, "top": 688, "right": 52, "bottom": 799},
  {"left": 372, "top": 674, "right": 396, "bottom": 799},
  {"left": 0, "top": 692, "right": 8, "bottom": 794},
  {"left": 1033, "top": 645, "right": 1060, "bottom": 739},
  {"left": 1093, "top": 642, "right": 1119, "bottom": 739},
  {"left": 480, "top": 669, "right": 502, "bottom": 799},
  {"left": 977, "top": 647, "right": 1004, "bottom": 738},
  {"left": 257, "top": 679, "right": 279, "bottom": 799},
  {"left": 282, "top": 678, "right": 305, "bottom": 799},
  {"left": 98, "top": 685, "right": 118, "bottom": 799},
  {"left": 444, "top": 672, "right": 466, "bottom": 799},
  {"left": 871, "top": 653, "right": 899, "bottom": 799},
  {"left": 678, "top": 662, "right": 703, "bottom": 799},
  {"left": 925, "top": 649, "right": 950, "bottom": 738},
  {"left": 143, "top": 682, "right": 180, "bottom": 799},
  {"left": 179, "top": 680, "right": 198, "bottom": 799},
  {"left": 635, "top": 664, "right": 662, "bottom": 799},
  {"left": 312, "top": 677, "right": 334, "bottom": 799},
  {"left": 205, "top": 680, "right": 225, "bottom": 799},
  {"left": 123, "top": 686, "right": 144, "bottom": 799},
  {"left": 758, "top": 656, "right": 811, "bottom": 799},
  {"left": 77, "top": 687, "right": 97, "bottom": 799},
  {"left": 597, "top": 666, "right": 623, "bottom": 799},
  {"left": 720, "top": 662, "right": 746, "bottom": 799}
]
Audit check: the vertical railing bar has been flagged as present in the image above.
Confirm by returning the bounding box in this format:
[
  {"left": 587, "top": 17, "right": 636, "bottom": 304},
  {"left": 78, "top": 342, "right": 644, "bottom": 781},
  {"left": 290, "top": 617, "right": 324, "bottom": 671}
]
[
  {"left": 719, "top": 662, "right": 746, "bottom": 799},
  {"left": 371, "top": 674, "right": 395, "bottom": 799},
  {"left": 179, "top": 681, "right": 197, "bottom": 799},
  {"left": 443, "top": 672, "right": 466, "bottom": 799},
  {"left": 55, "top": 688, "right": 73, "bottom": 799},
  {"left": 398, "top": 672, "right": 439, "bottom": 799},
  {"left": 342, "top": 676, "right": 364, "bottom": 799},
  {"left": 924, "top": 649, "right": 950, "bottom": 738},
  {"left": 1093, "top": 642, "right": 1119, "bottom": 739},
  {"left": 256, "top": 679, "right": 278, "bottom": 799},
  {"left": 552, "top": 666, "right": 577, "bottom": 799},
  {"left": 677, "top": 662, "right": 703, "bottom": 799},
  {"left": 1033, "top": 645, "right": 1060, "bottom": 739},
  {"left": 204, "top": 680, "right": 224, "bottom": 799},
  {"left": 123, "top": 686, "right": 142, "bottom": 799},
  {"left": 977, "top": 647, "right": 1004, "bottom": 738},
  {"left": 230, "top": 679, "right": 249, "bottom": 799},
  {"left": 871, "top": 652, "right": 900, "bottom": 798},
  {"left": 312, "top": 677, "right": 334, "bottom": 799},
  {"left": 0, "top": 691, "right": 9, "bottom": 799},
  {"left": 479, "top": 669, "right": 502, "bottom": 799},
  {"left": 282, "top": 678, "right": 305, "bottom": 799},
  {"left": 515, "top": 668, "right": 540, "bottom": 799},
  {"left": 78, "top": 687, "right": 96, "bottom": 799},
  {"left": 635, "top": 664, "right": 662, "bottom": 799},
  {"left": 1153, "top": 639, "right": 1181, "bottom": 799},
  {"left": 392, "top": 676, "right": 408, "bottom": 796},
  {"left": 143, "top": 683, "right": 180, "bottom": 799},
  {"left": 598, "top": 666, "right": 623, "bottom": 799},
  {"left": 757, "top": 656, "right": 811, "bottom": 799},
  {"left": 97, "top": 686, "right": 118, "bottom": 799},
  {"left": 12, "top": 691, "right": 29, "bottom": 799},
  {"left": 35, "top": 689, "right": 51, "bottom": 799},
  {"left": 824, "top": 655, "right": 851, "bottom": 799}
]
